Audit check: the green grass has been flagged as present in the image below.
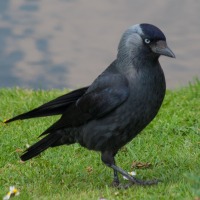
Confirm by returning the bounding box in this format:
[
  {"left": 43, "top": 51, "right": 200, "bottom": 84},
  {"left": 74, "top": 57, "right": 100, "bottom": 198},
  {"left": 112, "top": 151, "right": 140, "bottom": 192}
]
[{"left": 0, "top": 80, "right": 199, "bottom": 200}]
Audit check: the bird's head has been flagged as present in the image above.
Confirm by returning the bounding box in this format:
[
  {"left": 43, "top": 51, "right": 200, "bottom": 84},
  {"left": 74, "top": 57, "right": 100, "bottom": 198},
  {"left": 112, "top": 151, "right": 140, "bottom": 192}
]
[{"left": 117, "top": 23, "right": 175, "bottom": 62}]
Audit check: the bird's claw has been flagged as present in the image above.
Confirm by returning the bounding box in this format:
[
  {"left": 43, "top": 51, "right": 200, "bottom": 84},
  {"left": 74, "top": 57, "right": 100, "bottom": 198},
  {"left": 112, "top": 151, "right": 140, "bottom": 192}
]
[
  {"left": 111, "top": 180, "right": 120, "bottom": 187},
  {"left": 111, "top": 178, "right": 160, "bottom": 189},
  {"left": 128, "top": 176, "right": 160, "bottom": 186}
]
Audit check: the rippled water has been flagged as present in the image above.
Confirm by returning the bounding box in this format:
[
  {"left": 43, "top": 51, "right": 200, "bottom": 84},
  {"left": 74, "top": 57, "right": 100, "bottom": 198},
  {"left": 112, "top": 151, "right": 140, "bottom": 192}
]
[{"left": 0, "top": 0, "right": 200, "bottom": 89}]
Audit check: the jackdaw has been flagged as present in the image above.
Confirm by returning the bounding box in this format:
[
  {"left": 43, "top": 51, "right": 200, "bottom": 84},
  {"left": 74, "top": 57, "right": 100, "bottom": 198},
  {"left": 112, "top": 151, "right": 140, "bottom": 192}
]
[{"left": 5, "top": 23, "right": 175, "bottom": 187}]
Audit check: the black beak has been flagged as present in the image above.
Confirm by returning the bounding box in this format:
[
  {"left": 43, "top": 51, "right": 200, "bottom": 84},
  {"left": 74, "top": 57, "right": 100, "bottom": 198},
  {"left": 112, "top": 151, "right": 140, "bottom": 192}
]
[{"left": 151, "top": 40, "right": 175, "bottom": 58}]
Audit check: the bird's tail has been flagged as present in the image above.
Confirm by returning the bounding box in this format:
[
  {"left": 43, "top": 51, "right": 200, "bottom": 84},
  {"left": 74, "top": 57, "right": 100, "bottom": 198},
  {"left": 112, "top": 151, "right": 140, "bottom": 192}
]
[
  {"left": 4, "top": 86, "right": 88, "bottom": 123},
  {"left": 21, "top": 133, "right": 60, "bottom": 161}
]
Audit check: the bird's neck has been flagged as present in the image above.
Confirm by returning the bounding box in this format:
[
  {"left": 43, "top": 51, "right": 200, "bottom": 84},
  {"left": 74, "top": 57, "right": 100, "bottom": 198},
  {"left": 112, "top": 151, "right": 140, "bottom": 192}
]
[{"left": 116, "top": 52, "right": 159, "bottom": 73}]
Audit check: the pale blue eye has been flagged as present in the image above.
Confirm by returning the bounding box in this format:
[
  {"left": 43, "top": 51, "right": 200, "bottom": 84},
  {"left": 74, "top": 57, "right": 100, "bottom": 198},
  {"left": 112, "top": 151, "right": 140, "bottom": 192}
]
[{"left": 144, "top": 39, "right": 151, "bottom": 44}]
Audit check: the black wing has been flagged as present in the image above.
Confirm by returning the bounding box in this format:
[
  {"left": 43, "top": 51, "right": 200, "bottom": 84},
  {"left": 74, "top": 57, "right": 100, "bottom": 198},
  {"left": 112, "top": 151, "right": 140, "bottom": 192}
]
[
  {"left": 5, "top": 86, "right": 88, "bottom": 123},
  {"left": 77, "top": 73, "right": 129, "bottom": 118},
  {"left": 40, "top": 71, "right": 130, "bottom": 135}
]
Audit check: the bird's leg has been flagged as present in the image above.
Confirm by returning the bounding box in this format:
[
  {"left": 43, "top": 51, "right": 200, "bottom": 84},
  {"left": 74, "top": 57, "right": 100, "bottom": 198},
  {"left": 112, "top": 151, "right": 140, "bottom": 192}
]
[
  {"left": 101, "top": 151, "right": 159, "bottom": 188},
  {"left": 101, "top": 151, "right": 120, "bottom": 186},
  {"left": 112, "top": 161, "right": 120, "bottom": 187},
  {"left": 111, "top": 164, "right": 160, "bottom": 187}
]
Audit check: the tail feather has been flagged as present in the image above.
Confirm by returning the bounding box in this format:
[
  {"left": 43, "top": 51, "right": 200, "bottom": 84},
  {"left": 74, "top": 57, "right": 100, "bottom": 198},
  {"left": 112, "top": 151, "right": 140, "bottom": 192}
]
[
  {"left": 5, "top": 86, "right": 88, "bottom": 123},
  {"left": 21, "top": 134, "right": 60, "bottom": 161}
]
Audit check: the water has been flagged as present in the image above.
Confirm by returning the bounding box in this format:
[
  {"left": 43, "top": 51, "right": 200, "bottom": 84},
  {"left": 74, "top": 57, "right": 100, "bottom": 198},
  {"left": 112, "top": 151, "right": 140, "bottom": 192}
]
[{"left": 0, "top": 0, "right": 199, "bottom": 89}]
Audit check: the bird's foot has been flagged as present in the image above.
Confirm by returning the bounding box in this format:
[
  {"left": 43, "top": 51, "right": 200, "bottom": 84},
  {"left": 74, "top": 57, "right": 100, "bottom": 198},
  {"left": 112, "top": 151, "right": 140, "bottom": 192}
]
[
  {"left": 111, "top": 181, "right": 133, "bottom": 189},
  {"left": 109, "top": 164, "right": 160, "bottom": 188},
  {"left": 111, "top": 178, "right": 160, "bottom": 189},
  {"left": 111, "top": 180, "right": 120, "bottom": 187},
  {"left": 127, "top": 176, "right": 160, "bottom": 186}
]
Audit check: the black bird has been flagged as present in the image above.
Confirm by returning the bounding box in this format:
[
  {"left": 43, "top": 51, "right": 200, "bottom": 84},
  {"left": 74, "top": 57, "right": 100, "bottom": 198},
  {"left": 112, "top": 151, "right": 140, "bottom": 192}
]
[{"left": 5, "top": 23, "right": 175, "bottom": 187}]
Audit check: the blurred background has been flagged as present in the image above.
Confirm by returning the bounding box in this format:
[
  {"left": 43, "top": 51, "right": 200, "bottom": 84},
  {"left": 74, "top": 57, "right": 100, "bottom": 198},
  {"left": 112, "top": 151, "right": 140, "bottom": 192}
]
[{"left": 0, "top": 0, "right": 199, "bottom": 90}]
